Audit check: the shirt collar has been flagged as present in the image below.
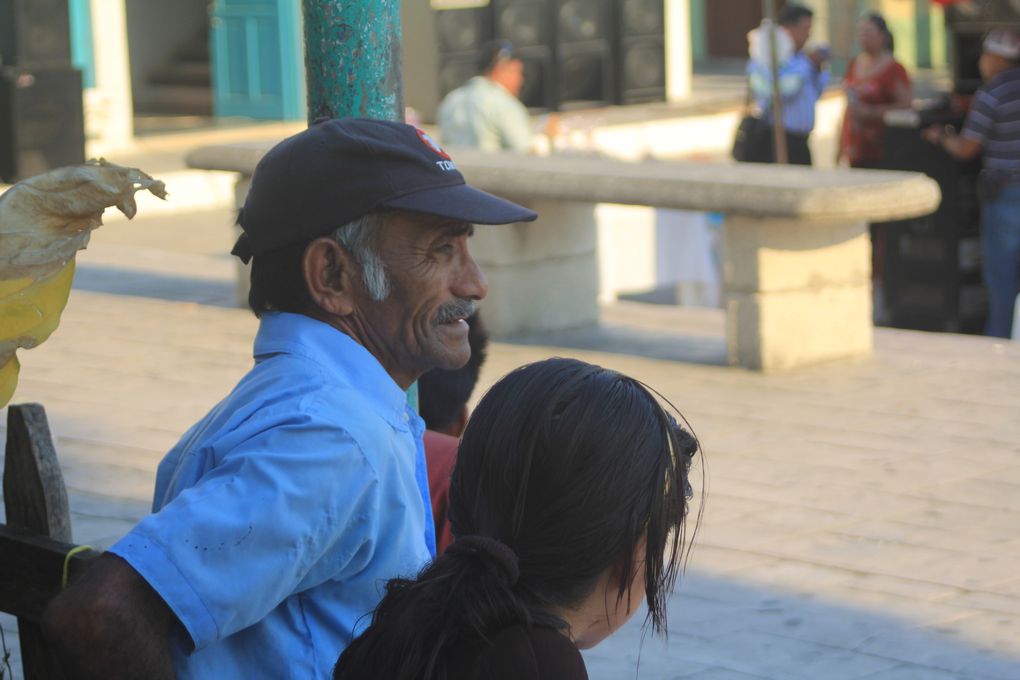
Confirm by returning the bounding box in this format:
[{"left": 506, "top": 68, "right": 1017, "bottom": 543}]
[{"left": 253, "top": 312, "right": 413, "bottom": 427}]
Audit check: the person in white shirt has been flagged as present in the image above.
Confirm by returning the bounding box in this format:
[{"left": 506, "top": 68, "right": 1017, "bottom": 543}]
[{"left": 438, "top": 40, "right": 533, "bottom": 152}]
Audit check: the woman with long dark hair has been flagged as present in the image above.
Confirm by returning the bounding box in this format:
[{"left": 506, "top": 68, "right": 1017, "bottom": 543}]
[{"left": 334, "top": 357, "right": 700, "bottom": 679}]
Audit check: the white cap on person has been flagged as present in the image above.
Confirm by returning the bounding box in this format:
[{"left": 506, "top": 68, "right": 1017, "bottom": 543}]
[{"left": 984, "top": 28, "right": 1020, "bottom": 60}]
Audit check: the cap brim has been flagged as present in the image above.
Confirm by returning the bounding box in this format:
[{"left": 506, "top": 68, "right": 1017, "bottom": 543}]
[{"left": 382, "top": 183, "right": 537, "bottom": 225}]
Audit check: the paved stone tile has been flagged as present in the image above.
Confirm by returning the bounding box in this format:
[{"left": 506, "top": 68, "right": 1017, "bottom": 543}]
[
  {"left": 910, "top": 478, "right": 1020, "bottom": 514},
  {"left": 674, "top": 629, "right": 900, "bottom": 680},
  {"left": 856, "top": 664, "right": 1001, "bottom": 680},
  {"left": 834, "top": 572, "right": 961, "bottom": 603},
  {"left": 674, "top": 669, "right": 781, "bottom": 680},
  {"left": 853, "top": 623, "right": 1020, "bottom": 679},
  {"left": 936, "top": 590, "right": 1020, "bottom": 618}
]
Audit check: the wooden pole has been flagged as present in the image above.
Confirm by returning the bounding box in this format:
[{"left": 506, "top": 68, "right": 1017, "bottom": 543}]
[
  {"left": 301, "top": 0, "right": 404, "bottom": 123},
  {"left": 764, "top": 0, "right": 788, "bottom": 164}
]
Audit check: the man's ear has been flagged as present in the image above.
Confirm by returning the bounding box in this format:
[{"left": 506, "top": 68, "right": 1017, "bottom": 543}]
[{"left": 303, "top": 237, "right": 356, "bottom": 317}]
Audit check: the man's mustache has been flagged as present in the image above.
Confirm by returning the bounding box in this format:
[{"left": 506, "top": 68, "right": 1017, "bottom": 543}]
[{"left": 433, "top": 298, "right": 476, "bottom": 325}]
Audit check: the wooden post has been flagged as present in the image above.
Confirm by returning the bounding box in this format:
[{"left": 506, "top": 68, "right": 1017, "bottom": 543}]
[
  {"left": 4, "top": 403, "right": 72, "bottom": 680},
  {"left": 764, "top": 0, "right": 788, "bottom": 164},
  {"left": 301, "top": 0, "right": 404, "bottom": 123}
]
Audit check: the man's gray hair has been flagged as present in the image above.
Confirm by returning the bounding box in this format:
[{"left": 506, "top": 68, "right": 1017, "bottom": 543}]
[{"left": 332, "top": 212, "right": 390, "bottom": 301}]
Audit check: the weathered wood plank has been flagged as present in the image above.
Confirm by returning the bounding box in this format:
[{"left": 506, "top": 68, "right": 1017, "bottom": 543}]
[
  {"left": 0, "top": 525, "right": 99, "bottom": 621},
  {"left": 3, "top": 404, "right": 78, "bottom": 680},
  {"left": 4, "top": 404, "right": 71, "bottom": 542}
]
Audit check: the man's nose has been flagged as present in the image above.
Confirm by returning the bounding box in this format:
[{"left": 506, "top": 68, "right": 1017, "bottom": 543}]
[{"left": 454, "top": 247, "right": 488, "bottom": 301}]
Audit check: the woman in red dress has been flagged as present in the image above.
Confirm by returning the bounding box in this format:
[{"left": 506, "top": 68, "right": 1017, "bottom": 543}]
[
  {"left": 840, "top": 13, "right": 913, "bottom": 323},
  {"left": 839, "top": 13, "right": 913, "bottom": 168}
]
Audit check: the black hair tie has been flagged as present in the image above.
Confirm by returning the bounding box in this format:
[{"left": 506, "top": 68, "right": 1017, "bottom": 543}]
[{"left": 447, "top": 536, "right": 520, "bottom": 586}]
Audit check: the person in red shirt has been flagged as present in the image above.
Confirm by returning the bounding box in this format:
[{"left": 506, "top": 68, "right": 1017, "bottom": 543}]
[
  {"left": 839, "top": 13, "right": 912, "bottom": 323},
  {"left": 839, "top": 13, "right": 913, "bottom": 168},
  {"left": 419, "top": 311, "right": 489, "bottom": 553}
]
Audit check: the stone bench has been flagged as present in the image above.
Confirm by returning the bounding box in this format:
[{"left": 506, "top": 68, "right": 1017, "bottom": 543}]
[{"left": 187, "top": 144, "right": 940, "bottom": 371}]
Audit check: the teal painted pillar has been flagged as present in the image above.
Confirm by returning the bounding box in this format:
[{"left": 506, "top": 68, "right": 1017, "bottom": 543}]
[
  {"left": 302, "top": 0, "right": 404, "bottom": 123},
  {"left": 69, "top": 0, "right": 95, "bottom": 88},
  {"left": 914, "top": 0, "right": 932, "bottom": 68},
  {"left": 301, "top": 0, "right": 413, "bottom": 405},
  {"left": 690, "top": 0, "right": 706, "bottom": 63}
]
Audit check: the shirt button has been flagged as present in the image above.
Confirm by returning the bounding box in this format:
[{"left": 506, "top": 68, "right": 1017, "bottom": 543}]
[{"left": 403, "top": 412, "right": 410, "bottom": 422}]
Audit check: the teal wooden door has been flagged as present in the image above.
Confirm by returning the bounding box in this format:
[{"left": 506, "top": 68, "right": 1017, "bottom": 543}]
[
  {"left": 69, "top": 0, "right": 95, "bottom": 88},
  {"left": 210, "top": 0, "right": 304, "bottom": 120}
]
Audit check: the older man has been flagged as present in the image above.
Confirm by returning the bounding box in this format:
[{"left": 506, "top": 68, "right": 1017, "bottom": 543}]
[
  {"left": 43, "top": 118, "right": 536, "bottom": 679},
  {"left": 924, "top": 28, "right": 1020, "bottom": 338}
]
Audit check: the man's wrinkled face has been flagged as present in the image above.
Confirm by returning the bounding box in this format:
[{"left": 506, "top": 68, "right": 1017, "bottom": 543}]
[{"left": 353, "top": 212, "right": 488, "bottom": 387}]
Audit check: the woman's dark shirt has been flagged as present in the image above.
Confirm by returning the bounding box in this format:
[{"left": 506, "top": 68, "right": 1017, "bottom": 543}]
[{"left": 452, "top": 625, "right": 589, "bottom": 679}]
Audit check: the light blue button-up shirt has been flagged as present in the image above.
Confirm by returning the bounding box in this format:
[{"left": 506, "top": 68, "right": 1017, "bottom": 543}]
[
  {"left": 110, "top": 312, "right": 434, "bottom": 679},
  {"left": 437, "top": 76, "right": 533, "bottom": 152},
  {"left": 750, "top": 51, "right": 830, "bottom": 135}
]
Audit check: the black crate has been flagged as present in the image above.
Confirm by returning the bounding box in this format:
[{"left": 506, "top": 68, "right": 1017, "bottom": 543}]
[{"left": 878, "top": 117, "right": 987, "bottom": 334}]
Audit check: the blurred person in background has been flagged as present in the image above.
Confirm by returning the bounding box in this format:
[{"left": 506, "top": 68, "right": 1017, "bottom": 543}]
[
  {"left": 839, "top": 13, "right": 912, "bottom": 168},
  {"left": 438, "top": 40, "right": 533, "bottom": 153},
  {"left": 838, "top": 12, "right": 912, "bottom": 325},
  {"left": 924, "top": 28, "right": 1020, "bottom": 338},
  {"left": 744, "top": 4, "right": 830, "bottom": 165}
]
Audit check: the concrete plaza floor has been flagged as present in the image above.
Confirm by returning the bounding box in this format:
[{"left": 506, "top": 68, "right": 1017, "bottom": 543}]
[{"left": 3, "top": 159, "right": 1020, "bottom": 678}]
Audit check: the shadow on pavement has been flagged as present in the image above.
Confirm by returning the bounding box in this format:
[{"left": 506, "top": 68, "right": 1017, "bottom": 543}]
[
  {"left": 584, "top": 571, "right": 1020, "bottom": 680},
  {"left": 73, "top": 264, "right": 238, "bottom": 308},
  {"left": 503, "top": 322, "right": 728, "bottom": 367}
]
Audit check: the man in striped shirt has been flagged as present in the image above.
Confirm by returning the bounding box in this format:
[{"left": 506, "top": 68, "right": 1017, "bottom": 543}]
[
  {"left": 746, "top": 4, "right": 831, "bottom": 165},
  {"left": 925, "top": 28, "right": 1020, "bottom": 338}
]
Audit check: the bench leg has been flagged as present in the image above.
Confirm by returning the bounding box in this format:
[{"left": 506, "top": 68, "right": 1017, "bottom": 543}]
[{"left": 722, "top": 216, "right": 873, "bottom": 371}]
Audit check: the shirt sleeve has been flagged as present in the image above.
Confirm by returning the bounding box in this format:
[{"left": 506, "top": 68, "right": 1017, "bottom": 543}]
[
  {"left": 110, "top": 415, "right": 382, "bottom": 651},
  {"left": 963, "top": 87, "right": 998, "bottom": 144}
]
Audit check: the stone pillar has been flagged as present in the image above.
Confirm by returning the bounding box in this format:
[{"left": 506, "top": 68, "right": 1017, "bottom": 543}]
[
  {"left": 723, "top": 216, "right": 873, "bottom": 370},
  {"left": 470, "top": 200, "right": 599, "bottom": 336},
  {"left": 665, "top": 0, "right": 693, "bottom": 102},
  {"left": 85, "top": 0, "right": 134, "bottom": 156}
]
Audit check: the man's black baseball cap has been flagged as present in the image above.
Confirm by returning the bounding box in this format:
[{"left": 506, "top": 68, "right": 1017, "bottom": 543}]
[{"left": 231, "top": 118, "right": 537, "bottom": 263}]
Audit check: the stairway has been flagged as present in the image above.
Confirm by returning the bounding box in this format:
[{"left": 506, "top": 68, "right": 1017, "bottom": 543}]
[{"left": 137, "top": 31, "right": 213, "bottom": 116}]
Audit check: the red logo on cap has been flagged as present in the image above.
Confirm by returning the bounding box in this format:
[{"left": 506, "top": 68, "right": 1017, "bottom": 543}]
[{"left": 416, "top": 129, "right": 451, "bottom": 160}]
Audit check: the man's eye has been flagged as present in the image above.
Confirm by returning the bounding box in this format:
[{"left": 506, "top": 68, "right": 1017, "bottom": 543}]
[{"left": 436, "top": 243, "right": 455, "bottom": 255}]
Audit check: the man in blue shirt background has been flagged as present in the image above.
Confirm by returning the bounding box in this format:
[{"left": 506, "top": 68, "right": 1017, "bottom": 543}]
[
  {"left": 43, "top": 118, "right": 537, "bottom": 679},
  {"left": 745, "top": 4, "right": 831, "bottom": 165}
]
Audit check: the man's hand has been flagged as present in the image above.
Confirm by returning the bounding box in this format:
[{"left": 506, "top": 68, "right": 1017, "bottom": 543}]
[
  {"left": 922, "top": 124, "right": 983, "bottom": 161},
  {"left": 43, "top": 553, "right": 182, "bottom": 680},
  {"left": 921, "top": 123, "right": 948, "bottom": 144},
  {"left": 807, "top": 45, "right": 829, "bottom": 68}
]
